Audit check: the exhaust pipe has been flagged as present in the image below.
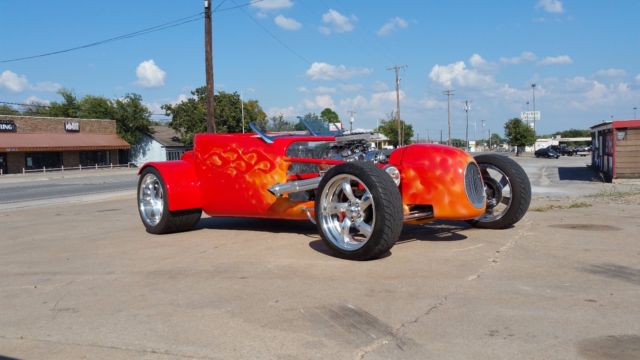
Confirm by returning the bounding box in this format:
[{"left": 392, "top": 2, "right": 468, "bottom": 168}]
[{"left": 268, "top": 177, "right": 322, "bottom": 197}]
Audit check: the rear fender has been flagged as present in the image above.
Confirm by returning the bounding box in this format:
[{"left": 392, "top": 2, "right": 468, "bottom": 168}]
[{"left": 138, "top": 160, "right": 202, "bottom": 212}]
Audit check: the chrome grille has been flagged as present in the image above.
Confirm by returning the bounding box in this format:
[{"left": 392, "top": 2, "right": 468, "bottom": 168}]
[{"left": 465, "top": 162, "right": 486, "bottom": 209}]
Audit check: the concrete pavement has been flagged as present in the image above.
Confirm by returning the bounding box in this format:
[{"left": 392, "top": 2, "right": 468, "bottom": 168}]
[{"left": 0, "top": 156, "right": 639, "bottom": 359}]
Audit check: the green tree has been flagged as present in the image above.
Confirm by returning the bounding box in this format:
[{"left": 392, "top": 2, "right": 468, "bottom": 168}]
[
  {"left": 268, "top": 114, "right": 295, "bottom": 131},
  {"left": 504, "top": 118, "right": 535, "bottom": 154},
  {"left": 78, "top": 95, "right": 114, "bottom": 119},
  {"left": 450, "top": 138, "right": 466, "bottom": 148},
  {"left": 48, "top": 89, "right": 79, "bottom": 118},
  {"left": 320, "top": 108, "right": 340, "bottom": 123},
  {"left": 112, "top": 93, "right": 152, "bottom": 144},
  {"left": 294, "top": 113, "right": 322, "bottom": 131},
  {"left": 162, "top": 87, "right": 268, "bottom": 145},
  {"left": 490, "top": 133, "right": 503, "bottom": 147},
  {"left": 554, "top": 128, "right": 591, "bottom": 138},
  {"left": 0, "top": 104, "right": 20, "bottom": 115},
  {"left": 376, "top": 114, "right": 414, "bottom": 147}
]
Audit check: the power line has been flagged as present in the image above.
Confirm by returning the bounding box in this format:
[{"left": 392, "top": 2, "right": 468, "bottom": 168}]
[
  {"left": 1, "top": 13, "right": 204, "bottom": 63},
  {"left": 230, "top": 0, "right": 312, "bottom": 65},
  {"left": 215, "top": 0, "right": 266, "bottom": 12}
]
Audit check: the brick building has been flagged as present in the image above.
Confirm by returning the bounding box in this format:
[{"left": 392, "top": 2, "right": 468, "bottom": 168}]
[{"left": 0, "top": 115, "right": 129, "bottom": 174}]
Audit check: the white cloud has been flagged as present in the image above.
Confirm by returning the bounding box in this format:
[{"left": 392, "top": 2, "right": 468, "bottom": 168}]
[
  {"left": 24, "top": 96, "right": 50, "bottom": 105},
  {"left": 340, "top": 83, "right": 363, "bottom": 92},
  {"left": 0, "top": 70, "right": 29, "bottom": 92},
  {"left": 251, "top": 0, "right": 293, "bottom": 10},
  {"left": 306, "top": 62, "right": 372, "bottom": 81},
  {"left": 339, "top": 95, "right": 368, "bottom": 109},
  {"left": 0, "top": 70, "right": 60, "bottom": 93},
  {"left": 371, "top": 81, "right": 389, "bottom": 92},
  {"left": 268, "top": 105, "right": 297, "bottom": 118},
  {"left": 539, "top": 55, "right": 573, "bottom": 65},
  {"left": 594, "top": 68, "right": 626, "bottom": 78},
  {"left": 296, "top": 86, "right": 309, "bottom": 93},
  {"left": 376, "top": 17, "right": 408, "bottom": 36},
  {"left": 500, "top": 51, "right": 537, "bottom": 64},
  {"left": 319, "top": 9, "right": 356, "bottom": 34},
  {"left": 135, "top": 59, "right": 166, "bottom": 88},
  {"left": 274, "top": 14, "right": 301, "bottom": 31},
  {"left": 419, "top": 97, "right": 446, "bottom": 110},
  {"left": 370, "top": 90, "right": 404, "bottom": 107},
  {"left": 429, "top": 61, "right": 494, "bottom": 89},
  {"left": 469, "top": 54, "right": 487, "bottom": 68},
  {"left": 313, "top": 86, "right": 336, "bottom": 94},
  {"left": 304, "top": 94, "right": 335, "bottom": 110},
  {"left": 636, "top": 74, "right": 640, "bottom": 83},
  {"left": 536, "top": 0, "right": 564, "bottom": 13}
]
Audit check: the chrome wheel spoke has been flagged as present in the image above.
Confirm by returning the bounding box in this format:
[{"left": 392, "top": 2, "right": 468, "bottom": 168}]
[
  {"left": 341, "top": 182, "right": 357, "bottom": 203},
  {"left": 340, "top": 218, "right": 352, "bottom": 240},
  {"left": 501, "top": 195, "right": 511, "bottom": 205},
  {"left": 354, "top": 220, "right": 372, "bottom": 238},
  {"left": 359, "top": 191, "right": 372, "bottom": 211}
]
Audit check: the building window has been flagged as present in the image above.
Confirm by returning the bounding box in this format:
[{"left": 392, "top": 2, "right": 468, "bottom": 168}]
[
  {"left": 80, "top": 151, "right": 110, "bottom": 166},
  {"left": 25, "top": 152, "right": 62, "bottom": 170},
  {"left": 166, "top": 149, "right": 185, "bottom": 161}
]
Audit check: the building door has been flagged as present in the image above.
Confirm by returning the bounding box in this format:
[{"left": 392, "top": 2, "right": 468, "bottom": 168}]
[{"left": 0, "top": 153, "right": 7, "bottom": 174}]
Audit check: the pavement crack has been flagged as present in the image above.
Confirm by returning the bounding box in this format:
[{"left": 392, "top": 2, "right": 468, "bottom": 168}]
[{"left": 355, "top": 219, "right": 533, "bottom": 359}]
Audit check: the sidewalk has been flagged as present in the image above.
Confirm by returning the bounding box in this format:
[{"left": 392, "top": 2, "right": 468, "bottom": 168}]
[{"left": 0, "top": 167, "right": 138, "bottom": 184}]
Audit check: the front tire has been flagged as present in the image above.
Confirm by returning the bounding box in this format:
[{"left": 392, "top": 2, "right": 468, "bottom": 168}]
[
  {"left": 315, "top": 162, "right": 403, "bottom": 260},
  {"left": 467, "top": 154, "right": 531, "bottom": 229},
  {"left": 138, "top": 167, "right": 201, "bottom": 234}
]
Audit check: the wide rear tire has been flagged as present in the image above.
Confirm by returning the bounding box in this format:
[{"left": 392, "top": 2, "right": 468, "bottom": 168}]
[
  {"left": 467, "top": 154, "right": 531, "bottom": 229},
  {"left": 138, "top": 167, "right": 201, "bottom": 234},
  {"left": 315, "top": 162, "right": 403, "bottom": 260}
]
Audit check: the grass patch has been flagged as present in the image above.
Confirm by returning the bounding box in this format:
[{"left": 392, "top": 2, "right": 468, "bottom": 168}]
[
  {"left": 587, "top": 189, "right": 640, "bottom": 199},
  {"left": 531, "top": 201, "right": 592, "bottom": 212}
]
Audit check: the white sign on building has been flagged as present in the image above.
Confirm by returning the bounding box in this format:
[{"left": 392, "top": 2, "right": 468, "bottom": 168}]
[{"left": 520, "top": 111, "right": 540, "bottom": 122}]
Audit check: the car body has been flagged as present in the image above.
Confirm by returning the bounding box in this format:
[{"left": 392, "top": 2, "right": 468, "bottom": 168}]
[
  {"left": 137, "top": 124, "right": 531, "bottom": 260},
  {"left": 535, "top": 147, "right": 560, "bottom": 159}
]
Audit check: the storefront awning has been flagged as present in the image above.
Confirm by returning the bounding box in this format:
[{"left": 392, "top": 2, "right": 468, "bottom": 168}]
[{"left": 0, "top": 133, "right": 130, "bottom": 152}]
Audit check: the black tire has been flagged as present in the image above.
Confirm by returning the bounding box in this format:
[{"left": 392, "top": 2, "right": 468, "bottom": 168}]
[
  {"left": 138, "top": 167, "right": 202, "bottom": 234},
  {"left": 467, "top": 154, "right": 531, "bottom": 229},
  {"left": 315, "top": 162, "right": 403, "bottom": 260}
]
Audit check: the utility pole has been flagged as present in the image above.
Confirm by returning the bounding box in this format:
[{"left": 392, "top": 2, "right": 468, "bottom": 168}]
[
  {"left": 634, "top": 107, "right": 638, "bottom": 119},
  {"left": 387, "top": 65, "right": 407, "bottom": 146},
  {"left": 427, "top": 129, "right": 430, "bottom": 143},
  {"left": 531, "top": 83, "right": 536, "bottom": 133},
  {"left": 347, "top": 110, "right": 356, "bottom": 133},
  {"left": 488, "top": 128, "right": 491, "bottom": 150},
  {"left": 440, "top": 129, "right": 443, "bottom": 144},
  {"left": 464, "top": 100, "right": 471, "bottom": 150},
  {"left": 204, "top": 0, "right": 216, "bottom": 133},
  {"left": 481, "top": 120, "right": 486, "bottom": 150},
  {"left": 443, "top": 90, "right": 455, "bottom": 146}
]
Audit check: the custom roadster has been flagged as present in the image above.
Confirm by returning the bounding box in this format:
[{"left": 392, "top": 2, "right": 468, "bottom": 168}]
[{"left": 137, "top": 122, "right": 531, "bottom": 260}]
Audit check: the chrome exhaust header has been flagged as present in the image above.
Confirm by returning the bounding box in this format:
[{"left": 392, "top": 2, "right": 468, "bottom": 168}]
[{"left": 268, "top": 177, "right": 322, "bottom": 197}]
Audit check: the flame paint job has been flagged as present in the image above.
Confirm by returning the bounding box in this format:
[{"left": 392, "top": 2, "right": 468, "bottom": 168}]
[{"left": 140, "top": 134, "right": 486, "bottom": 222}]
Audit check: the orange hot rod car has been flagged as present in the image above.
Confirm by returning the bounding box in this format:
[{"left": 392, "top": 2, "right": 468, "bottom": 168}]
[{"left": 137, "top": 122, "right": 531, "bottom": 260}]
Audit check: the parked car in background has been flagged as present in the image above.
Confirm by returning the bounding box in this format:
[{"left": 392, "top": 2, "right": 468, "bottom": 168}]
[
  {"left": 535, "top": 147, "right": 560, "bottom": 159},
  {"left": 549, "top": 145, "right": 577, "bottom": 156}
]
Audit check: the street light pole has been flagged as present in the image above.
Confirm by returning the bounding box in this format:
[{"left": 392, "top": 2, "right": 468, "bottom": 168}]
[
  {"left": 634, "top": 107, "right": 638, "bottom": 120},
  {"left": 531, "top": 83, "right": 536, "bottom": 133},
  {"left": 464, "top": 100, "right": 471, "bottom": 150}
]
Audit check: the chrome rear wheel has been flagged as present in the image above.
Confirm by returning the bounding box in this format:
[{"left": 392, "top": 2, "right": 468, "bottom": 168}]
[{"left": 139, "top": 173, "right": 164, "bottom": 227}]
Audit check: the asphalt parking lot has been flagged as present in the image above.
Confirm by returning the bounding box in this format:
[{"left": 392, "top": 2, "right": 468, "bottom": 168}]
[{"left": 1, "top": 155, "right": 639, "bottom": 359}]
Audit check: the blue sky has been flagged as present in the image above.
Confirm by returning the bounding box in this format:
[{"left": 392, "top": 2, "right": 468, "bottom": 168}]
[{"left": 1, "top": 0, "right": 639, "bottom": 139}]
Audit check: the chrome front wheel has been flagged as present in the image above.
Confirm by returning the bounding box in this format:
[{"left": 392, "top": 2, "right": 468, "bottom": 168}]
[
  {"left": 318, "top": 174, "right": 375, "bottom": 251},
  {"left": 315, "top": 162, "right": 403, "bottom": 260},
  {"left": 139, "top": 172, "right": 164, "bottom": 227}
]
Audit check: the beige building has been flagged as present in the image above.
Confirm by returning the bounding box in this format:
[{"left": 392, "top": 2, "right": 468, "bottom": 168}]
[{"left": 0, "top": 115, "right": 129, "bottom": 174}]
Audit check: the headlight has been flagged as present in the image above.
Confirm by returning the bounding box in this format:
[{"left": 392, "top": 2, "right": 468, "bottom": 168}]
[{"left": 384, "top": 165, "right": 401, "bottom": 186}]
